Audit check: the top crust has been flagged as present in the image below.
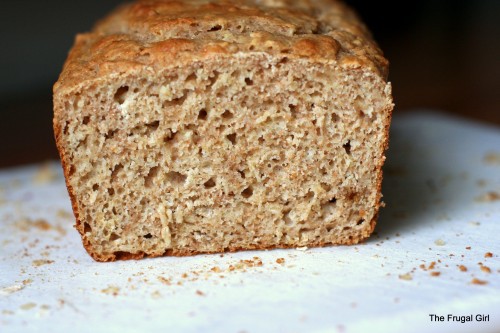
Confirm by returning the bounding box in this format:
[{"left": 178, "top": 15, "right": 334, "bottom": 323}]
[{"left": 54, "top": 0, "right": 389, "bottom": 95}]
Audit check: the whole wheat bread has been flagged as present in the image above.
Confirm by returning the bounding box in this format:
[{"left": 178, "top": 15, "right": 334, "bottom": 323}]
[{"left": 53, "top": 0, "right": 393, "bottom": 261}]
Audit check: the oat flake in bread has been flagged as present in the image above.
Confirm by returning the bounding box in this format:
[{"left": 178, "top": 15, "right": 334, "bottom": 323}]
[{"left": 53, "top": 0, "right": 393, "bottom": 261}]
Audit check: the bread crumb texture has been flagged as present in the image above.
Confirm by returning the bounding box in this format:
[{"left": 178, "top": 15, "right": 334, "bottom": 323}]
[{"left": 53, "top": 0, "right": 393, "bottom": 261}]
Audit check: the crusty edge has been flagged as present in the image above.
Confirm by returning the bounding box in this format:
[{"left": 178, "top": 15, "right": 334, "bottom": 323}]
[{"left": 367, "top": 85, "right": 394, "bottom": 238}]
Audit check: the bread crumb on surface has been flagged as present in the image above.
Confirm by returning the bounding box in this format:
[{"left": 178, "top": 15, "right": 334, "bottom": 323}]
[
  {"left": 458, "top": 265, "right": 467, "bottom": 272},
  {"left": 471, "top": 278, "right": 488, "bottom": 285},
  {"left": 15, "top": 218, "right": 52, "bottom": 232},
  {"left": 195, "top": 290, "right": 205, "bottom": 296},
  {"left": 158, "top": 276, "right": 172, "bottom": 285},
  {"left": 276, "top": 258, "right": 285, "bottom": 264},
  {"left": 430, "top": 271, "right": 441, "bottom": 277},
  {"left": 434, "top": 239, "right": 446, "bottom": 246},
  {"left": 484, "top": 252, "right": 493, "bottom": 258},
  {"left": 0, "top": 284, "right": 25, "bottom": 296},
  {"left": 483, "top": 152, "right": 500, "bottom": 164},
  {"left": 474, "top": 192, "right": 500, "bottom": 202},
  {"left": 466, "top": 246, "right": 471, "bottom": 250},
  {"left": 32, "top": 259, "right": 54, "bottom": 267},
  {"left": 398, "top": 273, "right": 412, "bottom": 281},
  {"left": 479, "top": 265, "right": 492, "bottom": 273},
  {"left": 20, "top": 302, "right": 37, "bottom": 310},
  {"left": 101, "top": 285, "right": 120, "bottom": 296},
  {"left": 33, "top": 163, "right": 58, "bottom": 184}
]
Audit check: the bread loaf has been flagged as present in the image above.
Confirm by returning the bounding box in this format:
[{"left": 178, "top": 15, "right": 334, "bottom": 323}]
[{"left": 53, "top": 0, "right": 393, "bottom": 261}]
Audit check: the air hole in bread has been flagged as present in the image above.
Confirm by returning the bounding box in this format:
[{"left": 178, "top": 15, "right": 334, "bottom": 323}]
[
  {"left": 208, "top": 24, "right": 222, "bottom": 32},
  {"left": 143, "top": 233, "right": 153, "bottom": 239},
  {"left": 238, "top": 170, "right": 246, "bottom": 179},
  {"left": 163, "top": 93, "right": 187, "bottom": 108},
  {"left": 83, "top": 222, "right": 92, "bottom": 234},
  {"left": 221, "top": 110, "right": 233, "bottom": 119},
  {"left": 329, "top": 197, "right": 337, "bottom": 204},
  {"left": 105, "top": 129, "right": 118, "bottom": 139},
  {"left": 163, "top": 130, "right": 177, "bottom": 143},
  {"left": 245, "top": 77, "right": 254, "bottom": 86},
  {"left": 92, "top": 184, "right": 99, "bottom": 191},
  {"left": 226, "top": 133, "right": 237, "bottom": 145},
  {"left": 107, "top": 188, "right": 115, "bottom": 196},
  {"left": 289, "top": 104, "right": 297, "bottom": 117},
  {"left": 146, "top": 120, "right": 160, "bottom": 131},
  {"left": 241, "top": 186, "right": 253, "bottom": 198},
  {"left": 204, "top": 178, "right": 216, "bottom": 188},
  {"left": 283, "top": 209, "right": 293, "bottom": 226},
  {"left": 357, "top": 219, "right": 365, "bottom": 226},
  {"left": 198, "top": 109, "right": 208, "bottom": 120},
  {"left": 279, "top": 57, "right": 289, "bottom": 63},
  {"left": 82, "top": 116, "right": 90, "bottom": 125},
  {"left": 166, "top": 171, "right": 186, "bottom": 185},
  {"left": 114, "top": 86, "right": 129, "bottom": 104},
  {"left": 110, "top": 164, "right": 124, "bottom": 182},
  {"left": 343, "top": 140, "right": 351, "bottom": 155},
  {"left": 145, "top": 166, "right": 160, "bottom": 188},
  {"left": 109, "top": 233, "right": 120, "bottom": 241},
  {"left": 208, "top": 71, "right": 220, "bottom": 88},
  {"left": 186, "top": 72, "right": 197, "bottom": 82}
]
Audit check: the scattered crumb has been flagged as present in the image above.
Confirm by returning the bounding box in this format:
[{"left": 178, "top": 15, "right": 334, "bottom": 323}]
[
  {"left": 434, "top": 239, "right": 446, "bottom": 246},
  {"left": 428, "top": 262, "right": 436, "bottom": 270},
  {"left": 484, "top": 152, "right": 500, "bottom": 165},
  {"left": 466, "top": 246, "right": 471, "bottom": 250},
  {"left": 480, "top": 265, "right": 492, "bottom": 274},
  {"left": 276, "top": 258, "right": 285, "bottom": 264},
  {"left": 471, "top": 278, "right": 488, "bottom": 285},
  {"left": 101, "top": 285, "right": 120, "bottom": 296},
  {"left": 458, "top": 265, "right": 467, "bottom": 272},
  {"left": 476, "top": 179, "right": 487, "bottom": 187},
  {"left": 196, "top": 290, "right": 205, "bottom": 296},
  {"left": 484, "top": 252, "right": 493, "bottom": 258},
  {"left": 158, "top": 276, "right": 172, "bottom": 285},
  {"left": 56, "top": 209, "right": 73, "bottom": 219},
  {"left": 15, "top": 218, "right": 52, "bottom": 232},
  {"left": 33, "top": 163, "right": 58, "bottom": 184},
  {"left": 475, "top": 192, "right": 500, "bottom": 202},
  {"left": 0, "top": 284, "right": 25, "bottom": 296},
  {"left": 211, "top": 266, "right": 222, "bottom": 273},
  {"left": 20, "top": 302, "right": 37, "bottom": 310},
  {"left": 399, "top": 273, "right": 412, "bottom": 281},
  {"left": 22, "top": 279, "right": 33, "bottom": 285},
  {"left": 32, "top": 259, "right": 54, "bottom": 267},
  {"left": 430, "top": 271, "right": 441, "bottom": 277},
  {"left": 151, "top": 290, "right": 162, "bottom": 299}
]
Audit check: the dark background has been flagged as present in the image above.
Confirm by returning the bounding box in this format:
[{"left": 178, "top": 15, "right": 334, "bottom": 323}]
[{"left": 1, "top": 0, "right": 499, "bottom": 168}]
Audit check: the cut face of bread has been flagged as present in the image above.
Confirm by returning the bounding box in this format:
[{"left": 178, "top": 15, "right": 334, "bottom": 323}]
[{"left": 53, "top": 0, "right": 393, "bottom": 261}]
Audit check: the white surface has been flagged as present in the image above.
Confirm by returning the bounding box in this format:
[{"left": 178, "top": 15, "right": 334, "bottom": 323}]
[{"left": 0, "top": 111, "right": 499, "bottom": 333}]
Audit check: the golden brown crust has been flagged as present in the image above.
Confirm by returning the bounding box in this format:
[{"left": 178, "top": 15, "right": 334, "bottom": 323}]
[{"left": 53, "top": 0, "right": 388, "bottom": 97}]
